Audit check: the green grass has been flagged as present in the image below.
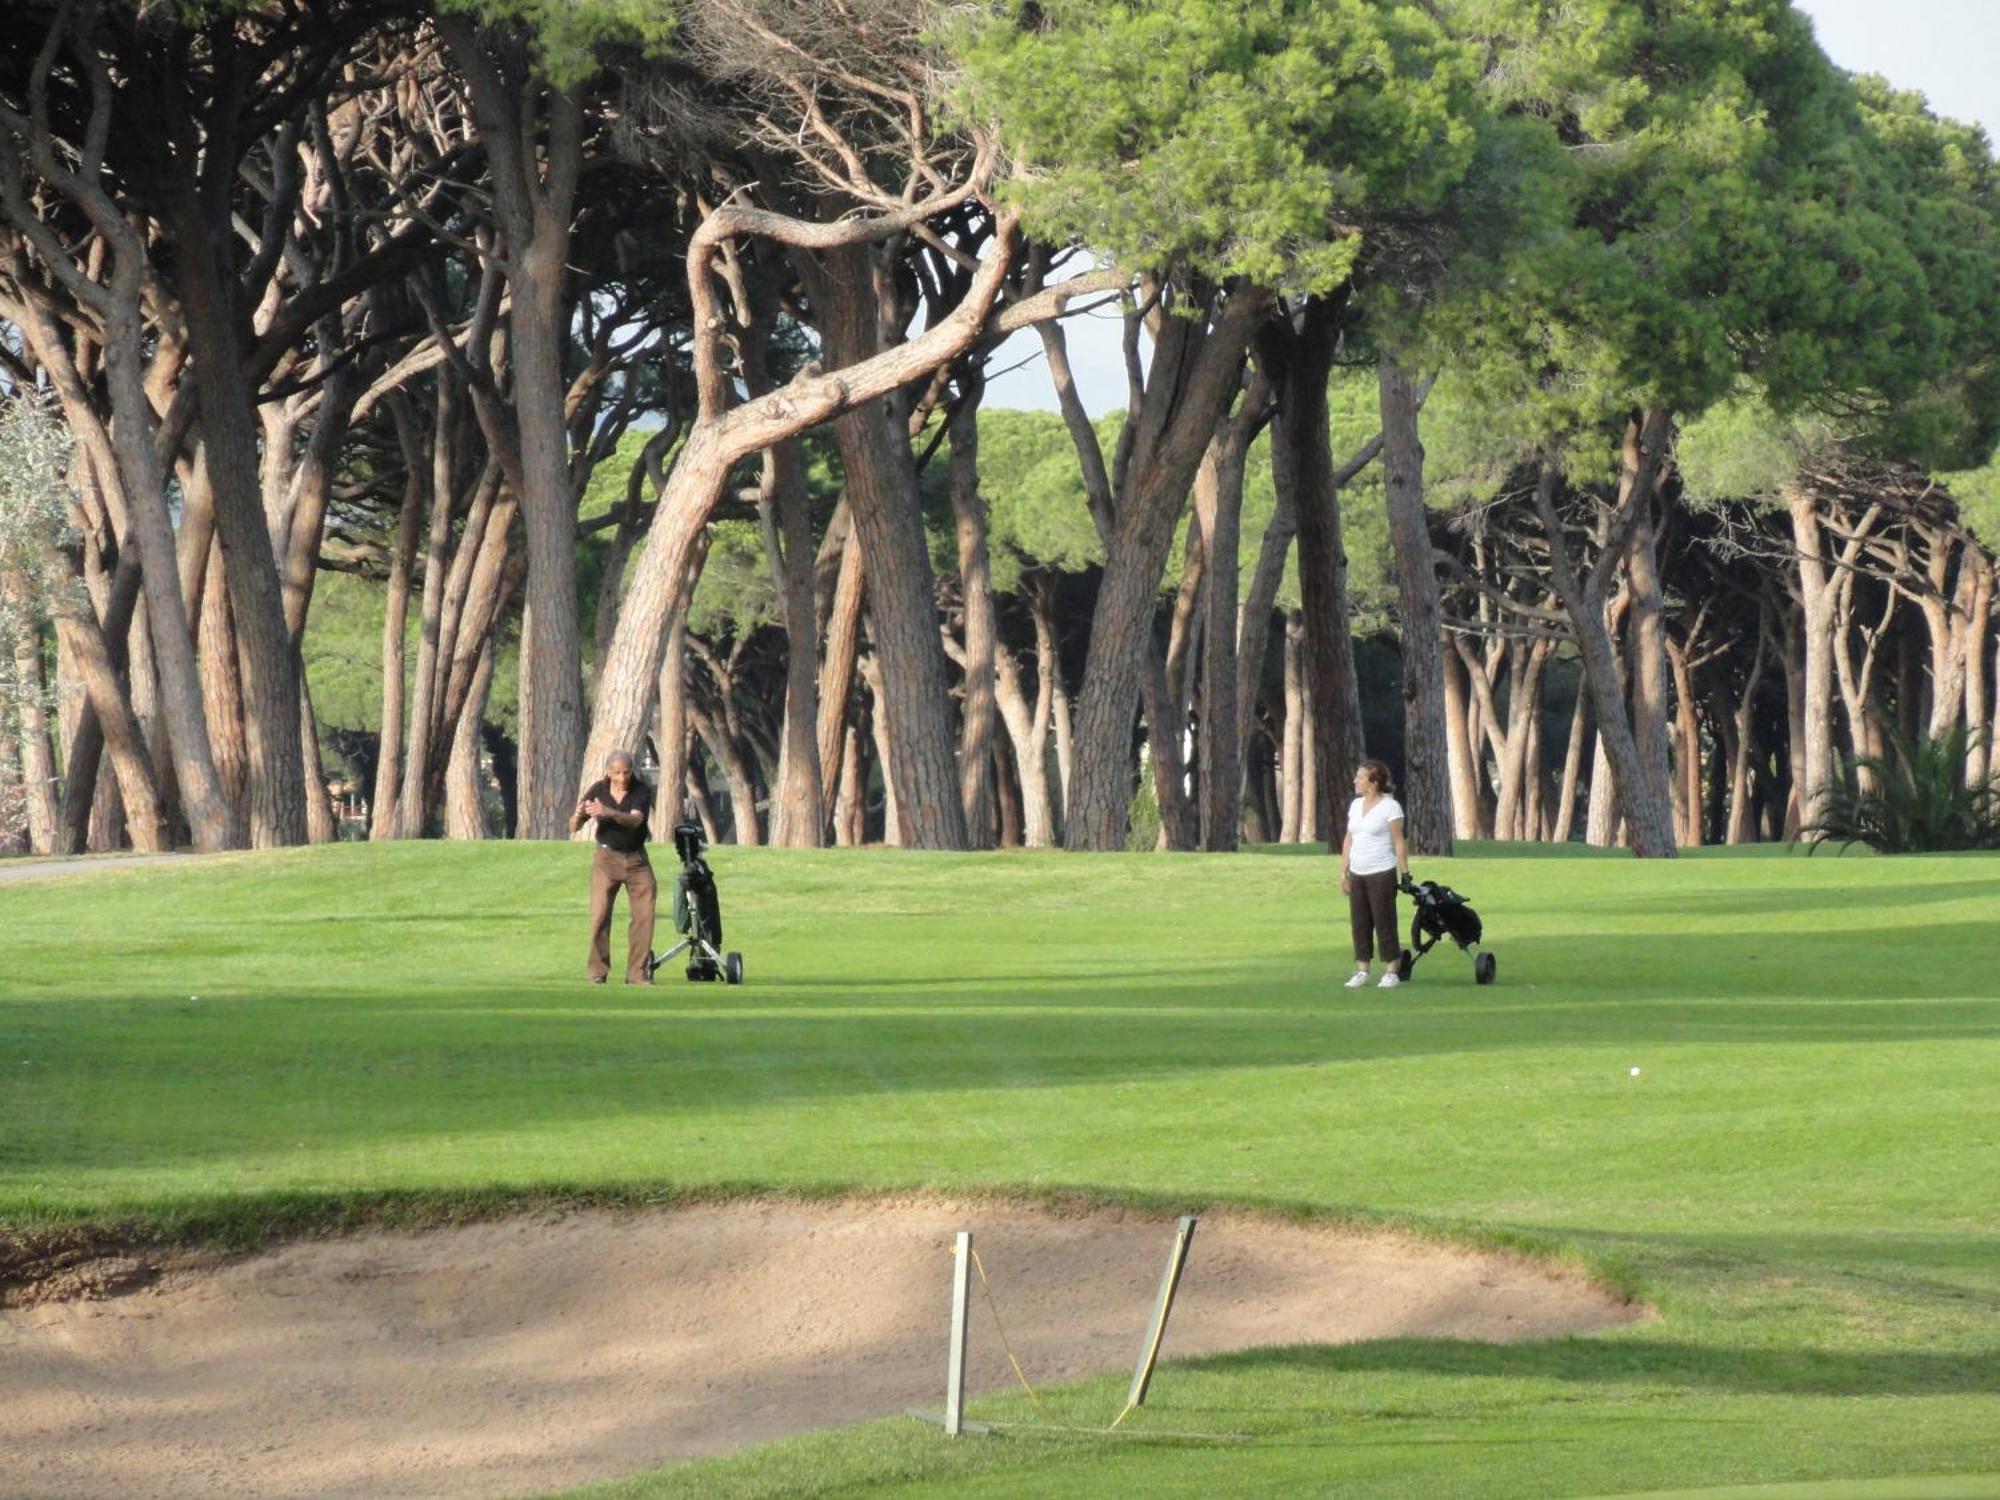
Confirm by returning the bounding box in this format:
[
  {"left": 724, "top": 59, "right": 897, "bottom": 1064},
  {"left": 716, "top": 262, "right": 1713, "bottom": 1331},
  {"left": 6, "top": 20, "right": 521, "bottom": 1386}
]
[{"left": 2, "top": 841, "right": 1998, "bottom": 1498}]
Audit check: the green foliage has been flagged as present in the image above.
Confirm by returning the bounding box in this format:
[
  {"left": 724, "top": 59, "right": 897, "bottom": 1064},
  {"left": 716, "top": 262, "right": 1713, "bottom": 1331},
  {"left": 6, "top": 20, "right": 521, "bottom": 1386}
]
[
  {"left": 438, "top": 0, "right": 679, "bottom": 85},
  {"left": 688, "top": 520, "right": 779, "bottom": 637},
  {"left": 954, "top": 0, "right": 1482, "bottom": 294},
  {"left": 1123, "top": 761, "right": 1160, "bottom": 851},
  {"left": 1807, "top": 724, "right": 2000, "bottom": 855}
]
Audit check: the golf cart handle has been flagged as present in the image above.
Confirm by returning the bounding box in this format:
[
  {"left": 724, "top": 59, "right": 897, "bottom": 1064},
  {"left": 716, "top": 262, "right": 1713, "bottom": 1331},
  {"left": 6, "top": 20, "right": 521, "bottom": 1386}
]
[{"left": 1397, "top": 873, "right": 1419, "bottom": 896}]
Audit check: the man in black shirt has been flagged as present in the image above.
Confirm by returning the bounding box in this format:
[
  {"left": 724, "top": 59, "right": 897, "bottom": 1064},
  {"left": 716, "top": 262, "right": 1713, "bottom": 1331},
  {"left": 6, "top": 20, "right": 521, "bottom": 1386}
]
[{"left": 570, "top": 750, "right": 657, "bottom": 984}]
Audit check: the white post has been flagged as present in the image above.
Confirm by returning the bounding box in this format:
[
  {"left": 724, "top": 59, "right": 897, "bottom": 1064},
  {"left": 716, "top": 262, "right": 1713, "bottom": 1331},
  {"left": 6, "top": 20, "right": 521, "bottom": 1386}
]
[{"left": 945, "top": 1230, "right": 972, "bottom": 1436}]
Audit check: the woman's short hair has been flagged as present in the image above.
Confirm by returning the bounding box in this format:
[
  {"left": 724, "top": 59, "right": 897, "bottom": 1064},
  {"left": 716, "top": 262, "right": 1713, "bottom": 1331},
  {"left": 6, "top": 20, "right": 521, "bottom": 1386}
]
[{"left": 1360, "top": 759, "right": 1394, "bottom": 794}]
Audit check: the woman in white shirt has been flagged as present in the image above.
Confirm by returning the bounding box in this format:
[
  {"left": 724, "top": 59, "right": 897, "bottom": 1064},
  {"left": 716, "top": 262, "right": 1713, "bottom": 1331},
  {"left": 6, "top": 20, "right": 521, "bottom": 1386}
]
[{"left": 1339, "top": 759, "right": 1410, "bottom": 989}]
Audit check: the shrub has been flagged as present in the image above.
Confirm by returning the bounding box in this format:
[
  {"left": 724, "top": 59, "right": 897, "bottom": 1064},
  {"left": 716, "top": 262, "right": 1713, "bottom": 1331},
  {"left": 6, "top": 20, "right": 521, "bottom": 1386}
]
[{"left": 1806, "top": 724, "right": 2000, "bottom": 853}]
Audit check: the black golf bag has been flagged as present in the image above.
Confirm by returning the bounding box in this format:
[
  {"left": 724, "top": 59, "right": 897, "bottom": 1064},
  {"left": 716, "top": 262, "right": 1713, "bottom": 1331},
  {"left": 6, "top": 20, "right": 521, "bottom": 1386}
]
[
  {"left": 646, "top": 818, "right": 744, "bottom": 984},
  {"left": 1394, "top": 876, "right": 1496, "bottom": 985}
]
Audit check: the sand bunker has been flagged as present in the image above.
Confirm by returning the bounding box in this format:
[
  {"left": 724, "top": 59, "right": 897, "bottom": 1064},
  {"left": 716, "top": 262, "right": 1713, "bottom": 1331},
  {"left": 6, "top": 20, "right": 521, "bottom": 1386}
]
[{"left": 0, "top": 1198, "right": 1640, "bottom": 1499}]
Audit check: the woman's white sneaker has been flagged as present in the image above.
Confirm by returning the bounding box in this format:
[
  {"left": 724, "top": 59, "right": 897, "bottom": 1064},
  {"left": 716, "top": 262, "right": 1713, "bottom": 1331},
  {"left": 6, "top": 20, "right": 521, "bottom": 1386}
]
[
  {"left": 1344, "top": 971, "right": 1370, "bottom": 989},
  {"left": 1378, "top": 973, "right": 1402, "bottom": 989}
]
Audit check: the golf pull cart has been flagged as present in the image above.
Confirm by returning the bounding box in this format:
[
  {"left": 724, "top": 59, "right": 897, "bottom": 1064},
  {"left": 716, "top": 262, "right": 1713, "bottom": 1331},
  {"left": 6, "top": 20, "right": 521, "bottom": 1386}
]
[
  {"left": 1395, "top": 875, "right": 1497, "bottom": 985},
  {"left": 646, "top": 817, "right": 744, "bottom": 985}
]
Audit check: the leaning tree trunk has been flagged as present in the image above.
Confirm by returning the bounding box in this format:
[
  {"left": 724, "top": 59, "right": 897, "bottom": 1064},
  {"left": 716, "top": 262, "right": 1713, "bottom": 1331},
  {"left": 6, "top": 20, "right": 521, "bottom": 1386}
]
[
  {"left": 816, "top": 519, "right": 866, "bottom": 821},
  {"left": 1442, "top": 639, "right": 1487, "bottom": 840},
  {"left": 994, "top": 644, "right": 1056, "bottom": 847},
  {"left": 1378, "top": 353, "right": 1451, "bottom": 855},
  {"left": 445, "top": 635, "right": 499, "bottom": 840},
  {"left": 820, "top": 245, "right": 966, "bottom": 851},
  {"left": 1553, "top": 673, "right": 1588, "bottom": 844},
  {"left": 947, "top": 381, "right": 998, "bottom": 848},
  {"left": 1534, "top": 426, "right": 1677, "bottom": 858},
  {"left": 41, "top": 548, "right": 166, "bottom": 852}
]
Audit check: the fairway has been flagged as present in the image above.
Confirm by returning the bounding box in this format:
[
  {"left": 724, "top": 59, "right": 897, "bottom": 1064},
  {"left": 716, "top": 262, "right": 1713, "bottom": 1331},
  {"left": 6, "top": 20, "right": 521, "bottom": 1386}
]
[{"left": 2, "top": 843, "right": 1998, "bottom": 1498}]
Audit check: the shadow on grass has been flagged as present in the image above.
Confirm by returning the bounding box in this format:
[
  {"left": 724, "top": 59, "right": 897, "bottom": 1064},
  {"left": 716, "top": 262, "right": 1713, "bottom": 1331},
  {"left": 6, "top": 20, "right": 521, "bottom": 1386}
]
[{"left": 1181, "top": 1333, "right": 2000, "bottom": 1401}]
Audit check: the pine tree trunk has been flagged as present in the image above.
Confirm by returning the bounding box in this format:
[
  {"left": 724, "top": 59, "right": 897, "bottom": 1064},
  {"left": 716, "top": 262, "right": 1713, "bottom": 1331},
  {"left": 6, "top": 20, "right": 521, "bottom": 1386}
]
[
  {"left": 97, "top": 275, "right": 233, "bottom": 851},
  {"left": 1965, "top": 554, "right": 1994, "bottom": 786},
  {"left": 1195, "top": 390, "right": 1262, "bottom": 852},
  {"left": 1442, "top": 640, "right": 1486, "bottom": 839},
  {"left": 1553, "top": 675, "right": 1588, "bottom": 843},
  {"left": 859, "top": 651, "right": 901, "bottom": 846},
  {"left": 654, "top": 607, "right": 692, "bottom": 837},
  {"left": 445, "top": 636, "right": 498, "bottom": 840},
  {"left": 820, "top": 247, "right": 966, "bottom": 852},
  {"left": 1065, "top": 296, "right": 1260, "bottom": 851},
  {"left": 1666, "top": 636, "right": 1704, "bottom": 847},
  {"left": 948, "top": 386, "right": 998, "bottom": 848},
  {"left": 43, "top": 557, "right": 165, "bottom": 851},
  {"left": 1030, "top": 578, "right": 1072, "bottom": 822},
  {"left": 834, "top": 724, "right": 865, "bottom": 848},
  {"left": 994, "top": 645, "right": 1055, "bottom": 847},
  {"left": 1267, "top": 309, "right": 1362, "bottom": 851},
  {"left": 1534, "top": 434, "right": 1676, "bottom": 858},
  {"left": 817, "top": 524, "right": 866, "bottom": 820},
  {"left": 1727, "top": 629, "right": 1769, "bottom": 846},
  {"left": 1787, "top": 489, "right": 1837, "bottom": 822},
  {"left": 1378, "top": 353, "right": 1452, "bottom": 855},
  {"left": 198, "top": 536, "right": 251, "bottom": 848},
  {"left": 370, "top": 458, "right": 425, "bottom": 840},
  {"left": 1235, "top": 489, "right": 1296, "bottom": 807},
  {"left": 1280, "top": 615, "right": 1304, "bottom": 842},
  {"left": 301, "top": 684, "right": 338, "bottom": 846},
  {"left": 1140, "top": 634, "right": 1194, "bottom": 850},
  {"left": 174, "top": 186, "right": 306, "bottom": 848},
  {"left": 1626, "top": 501, "right": 1676, "bottom": 825},
  {"left": 8, "top": 614, "right": 60, "bottom": 853},
  {"left": 763, "top": 428, "right": 825, "bottom": 848},
  {"left": 691, "top": 698, "right": 761, "bottom": 846}
]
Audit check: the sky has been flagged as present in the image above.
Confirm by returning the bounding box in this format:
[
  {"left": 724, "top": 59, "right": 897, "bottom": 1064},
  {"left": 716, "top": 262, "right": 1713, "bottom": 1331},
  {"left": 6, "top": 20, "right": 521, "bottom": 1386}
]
[{"left": 979, "top": 0, "right": 2000, "bottom": 417}]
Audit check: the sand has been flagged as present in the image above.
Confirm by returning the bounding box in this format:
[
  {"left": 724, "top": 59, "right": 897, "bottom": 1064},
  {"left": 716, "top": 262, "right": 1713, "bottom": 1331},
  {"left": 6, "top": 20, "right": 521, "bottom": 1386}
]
[{"left": 0, "top": 1198, "right": 1641, "bottom": 1499}]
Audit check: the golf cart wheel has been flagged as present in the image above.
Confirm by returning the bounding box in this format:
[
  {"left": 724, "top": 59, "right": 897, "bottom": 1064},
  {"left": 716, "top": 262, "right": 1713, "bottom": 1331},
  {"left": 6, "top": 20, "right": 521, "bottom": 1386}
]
[
  {"left": 1395, "top": 949, "right": 1414, "bottom": 981},
  {"left": 1475, "top": 951, "right": 1497, "bottom": 985},
  {"left": 725, "top": 952, "right": 744, "bottom": 986}
]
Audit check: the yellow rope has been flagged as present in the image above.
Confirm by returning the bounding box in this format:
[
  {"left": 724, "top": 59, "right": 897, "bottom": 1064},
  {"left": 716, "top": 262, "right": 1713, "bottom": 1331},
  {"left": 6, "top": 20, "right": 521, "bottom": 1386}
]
[
  {"left": 965, "top": 1245, "right": 1065, "bottom": 1426},
  {"left": 955, "top": 1242, "right": 1241, "bottom": 1442}
]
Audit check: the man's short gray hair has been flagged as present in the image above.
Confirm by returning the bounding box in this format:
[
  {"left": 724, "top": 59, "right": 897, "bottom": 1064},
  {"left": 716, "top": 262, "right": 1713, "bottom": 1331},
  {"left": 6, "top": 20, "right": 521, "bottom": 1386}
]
[{"left": 606, "top": 750, "right": 635, "bottom": 771}]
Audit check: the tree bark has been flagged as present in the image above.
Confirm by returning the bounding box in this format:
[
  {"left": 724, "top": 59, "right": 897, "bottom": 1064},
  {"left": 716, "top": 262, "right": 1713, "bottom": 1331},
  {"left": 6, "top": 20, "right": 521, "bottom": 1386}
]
[
  {"left": 761, "top": 423, "right": 825, "bottom": 846},
  {"left": 1263, "top": 302, "right": 1363, "bottom": 851},
  {"left": 1194, "top": 378, "right": 1266, "bottom": 851},
  {"left": 816, "top": 517, "right": 866, "bottom": 821},
  {"left": 197, "top": 535, "right": 251, "bottom": 847},
  {"left": 370, "top": 443, "right": 426, "bottom": 839},
  {"left": 445, "top": 635, "right": 498, "bottom": 840},
  {"left": 1625, "top": 499, "right": 1676, "bottom": 825},
  {"left": 8, "top": 613, "right": 60, "bottom": 853},
  {"left": 1788, "top": 489, "right": 1838, "bottom": 821},
  {"left": 173, "top": 179, "right": 307, "bottom": 848},
  {"left": 1064, "top": 288, "right": 1263, "bottom": 850},
  {"left": 947, "top": 377, "right": 998, "bottom": 848},
  {"left": 437, "top": 16, "right": 587, "bottom": 840},
  {"left": 42, "top": 552, "right": 165, "bottom": 851},
  {"left": 1553, "top": 672, "right": 1588, "bottom": 843},
  {"left": 1378, "top": 352, "right": 1451, "bottom": 855},
  {"left": 1441, "top": 636, "right": 1486, "bottom": 840},
  {"left": 1534, "top": 421, "right": 1677, "bottom": 858}
]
